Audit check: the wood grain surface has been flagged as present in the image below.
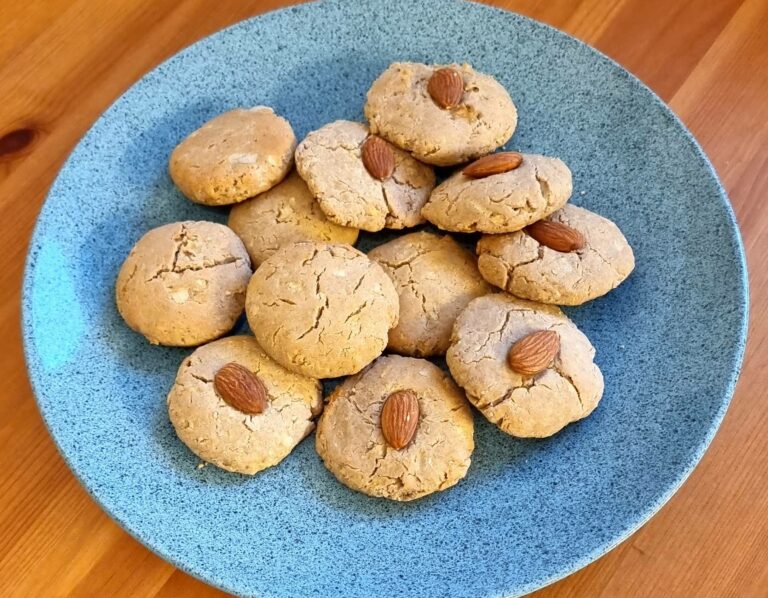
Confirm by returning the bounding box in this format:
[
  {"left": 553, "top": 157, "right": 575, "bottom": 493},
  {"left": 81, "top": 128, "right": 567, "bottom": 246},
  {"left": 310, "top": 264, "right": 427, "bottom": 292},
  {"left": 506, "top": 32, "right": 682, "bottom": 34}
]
[{"left": 1, "top": 1, "right": 766, "bottom": 596}]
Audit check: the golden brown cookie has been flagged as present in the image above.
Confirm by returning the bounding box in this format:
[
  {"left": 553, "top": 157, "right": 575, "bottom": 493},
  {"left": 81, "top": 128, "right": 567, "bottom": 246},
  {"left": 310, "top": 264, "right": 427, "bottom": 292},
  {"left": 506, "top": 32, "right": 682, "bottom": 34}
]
[
  {"left": 169, "top": 107, "right": 295, "bottom": 206},
  {"left": 421, "top": 153, "right": 572, "bottom": 233},
  {"left": 477, "top": 204, "right": 635, "bottom": 305},
  {"left": 368, "top": 231, "right": 492, "bottom": 356},
  {"left": 447, "top": 294, "right": 603, "bottom": 438},
  {"left": 228, "top": 171, "right": 358, "bottom": 267},
  {"left": 167, "top": 336, "right": 322, "bottom": 475},
  {"left": 316, "top": 355, "right": 474, "bottom": 501},
  {"left": 364, "top": 62, "right": 517, "bottom": 166},
  {"left": 245, "top": 242, "right": 399, "bottom": 378},
  {"left": 115, "top": 221, "right": 251, "bottom": 346},
  {"left": 294, "top": 120, "right": 435, "bottom": 232}
]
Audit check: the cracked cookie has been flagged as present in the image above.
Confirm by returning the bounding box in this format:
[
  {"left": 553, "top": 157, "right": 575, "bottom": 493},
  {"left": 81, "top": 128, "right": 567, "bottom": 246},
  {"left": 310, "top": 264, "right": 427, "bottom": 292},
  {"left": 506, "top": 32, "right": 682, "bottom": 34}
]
[
  {"left": 315, "top": 355, "right": 474, "bottom": 501},
  {"left": 447, "top": 294, "right": 603, "bottom": 438},
  {"left": 169, "top": 107, "right": 296, "bottom": 206},
  {"left": 368, "top": 231, "right": 492, "bottom": 357},
  {"left": 294, "top": 120, "right": 435, "bottom": 232},
  {"left": 228, "top": 170, "right": 359, "bottom": 267},
  {"left": 245, "top": 241, "right": 399, "bottom": 378},
  {"left": 116, "top": 221, "right": 252, "bottom": 346},
  {"left": 167, "top": 335, "right": 322, "bottom": 475},
  {"left": 421, "top": 153, "right": 572, "bottom": 233},
  {"left": 364, "top": 62, "right": 517, "bottom": 166},
  {"left": 477, "top": 204, "right": 635, "bottom": 305}
]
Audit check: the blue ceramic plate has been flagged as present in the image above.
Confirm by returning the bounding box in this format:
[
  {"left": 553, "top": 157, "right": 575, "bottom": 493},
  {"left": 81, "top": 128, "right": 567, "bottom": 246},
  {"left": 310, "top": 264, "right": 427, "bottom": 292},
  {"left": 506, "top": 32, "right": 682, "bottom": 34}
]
[{"left": 22, "top": 1, "right": 748, "bottom": 596}]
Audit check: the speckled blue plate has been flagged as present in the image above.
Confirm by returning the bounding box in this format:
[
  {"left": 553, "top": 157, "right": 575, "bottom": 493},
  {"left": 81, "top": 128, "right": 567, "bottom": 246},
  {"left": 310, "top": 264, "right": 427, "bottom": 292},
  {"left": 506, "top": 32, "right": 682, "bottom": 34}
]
[{"left": 22, "top": 0, "right": 748, "bottom": 596}]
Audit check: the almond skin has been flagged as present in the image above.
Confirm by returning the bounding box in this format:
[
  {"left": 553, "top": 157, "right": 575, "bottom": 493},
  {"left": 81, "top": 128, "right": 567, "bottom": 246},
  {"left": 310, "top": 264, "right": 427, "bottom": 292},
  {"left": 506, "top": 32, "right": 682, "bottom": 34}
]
[
  {"left": 427, "top": 67, "right": 464, "bottom": 108},
  {"left": 462, "top": 152, "right": 523, "bottom": 178},
  {"left": 525, "top": 220, "right": 586, "bottom": 252},
  {"left": 361, "top": 135, "right": 395, "bottom": 181},
  {"left": 508, "top": 330, "right": 560, "bottom": 377},
  {"left": 213, "top": 362, "right": 268, "bottom": 415},
  {"left": 380, "top": 389, "right": 420, "bottom": 450}
]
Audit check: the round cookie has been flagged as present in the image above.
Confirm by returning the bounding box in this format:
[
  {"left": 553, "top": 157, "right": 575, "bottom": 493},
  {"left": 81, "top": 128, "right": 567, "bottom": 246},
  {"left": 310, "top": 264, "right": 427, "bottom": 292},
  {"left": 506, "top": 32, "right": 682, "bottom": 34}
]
[
  {"left": 368, "top": 231, "right": 492, "bottom": 357},
  {"left": 477, "top": 204, "right": 635, "bottom": 305},
  {"left": 447, "top": 294, "right": 603, "bottom": 438},
  {"left": 294, "top": 120, "right": 435, "bottom": 232},
  {"left": 167, "top": 335, "right": 322, "bottom": 475},
  {"left": 228, "top": 170, "right": 359, "bottom": 267},
  {"left": 364, "top": 62, "right": 517, "bottom": 166},
  {"left": 316, "top": 355, "right": 474, "bottom": 501},
  {"left": 169, "top": 107, "right": 296, "bottom": 206},
  {"left": 116, "top": 221, "right": 251, "bottom": 346},
  {"left": 245, "top": 242, "right": 399, "bottom": 378},
  {"left": 421, "top": 153, "right": 573, "bottom": 233}
]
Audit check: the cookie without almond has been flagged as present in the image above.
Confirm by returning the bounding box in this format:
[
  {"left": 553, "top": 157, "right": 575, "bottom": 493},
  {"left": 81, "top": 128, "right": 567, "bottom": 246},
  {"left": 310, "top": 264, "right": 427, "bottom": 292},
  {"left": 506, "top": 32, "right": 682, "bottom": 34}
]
[
  {"left": 167, "top": 336, "right": 322, "bottom": 475},
  {"left": 115, "top": 221, "right": 251, "bottom": 346},
  {"left": 447, "top": 294, "right": 603, "bottom": 438},
  {"left": 245, "top": 242, "right": 399, "bottom": 378},
  {"left": 294, "top": 120, "right": 435, "bottom": 232},
  {"left": 369, "top": 231, "right": 492, "bottom": 356},
  {"left": 228, "top": 171, "right": 359, "bottom": 267},
  {"left": 477, "top": 204, "right": 635, "bottom": 305},
  {"left": 364, "top": 62, "right": 517, "bottom": 166},
  {"left": 316, "top": 355, "right": 474, "bottom": 501},
  {"left": 169, "top": 107, "right": 296, "bottom": 206}
]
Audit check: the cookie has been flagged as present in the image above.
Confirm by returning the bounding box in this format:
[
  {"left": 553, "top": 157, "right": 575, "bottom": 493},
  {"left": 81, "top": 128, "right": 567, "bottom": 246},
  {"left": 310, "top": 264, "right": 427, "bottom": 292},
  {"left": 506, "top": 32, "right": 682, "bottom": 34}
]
[
  {"left": 169, "top": 107, "right": 296, "bottom": 206},
  {"left": 477, "top": 204, "right": 635, "bottom": 305},
  {"left": 447, "top": 294, "right": 603, "bottom": 438},
  {"left": 294, "top": 120, "right": 435, "bottom": 232},
  {"left": 315, "top": 355, "right": 474, "bottom": 501},
  {"left": 368, "top": 231, "right": 492, "bottom": 357},
  {"left": 245, "top": 242, "right": 399, "bottom": 378},
  {"left": 228, "top": 170, "right": 359, "bottom": 267},
  {"left": 116, "top": 221, "right": 251, "bottom": 346},
  {"left": 364, "top": 62, "right": 517, "bottom": 166},
  {"left": 421, "top": 153, "right": 572, "bottom": 233},
  {"left": 167, "top": 335, "right": 322, "bottom": 475}
]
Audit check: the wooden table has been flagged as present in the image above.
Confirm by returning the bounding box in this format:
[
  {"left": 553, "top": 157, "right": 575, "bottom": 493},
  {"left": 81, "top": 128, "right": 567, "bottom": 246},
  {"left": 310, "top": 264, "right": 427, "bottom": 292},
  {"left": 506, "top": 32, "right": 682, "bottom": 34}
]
[{"left": 1, "top": 1, "right": 766, "bottom": 596}]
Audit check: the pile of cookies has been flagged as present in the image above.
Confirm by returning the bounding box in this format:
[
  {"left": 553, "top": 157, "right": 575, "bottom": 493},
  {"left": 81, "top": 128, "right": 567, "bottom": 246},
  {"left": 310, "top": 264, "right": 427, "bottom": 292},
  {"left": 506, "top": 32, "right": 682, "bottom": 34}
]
[{"left": 115, "top": 62, "right": 634, "bottom": 501}]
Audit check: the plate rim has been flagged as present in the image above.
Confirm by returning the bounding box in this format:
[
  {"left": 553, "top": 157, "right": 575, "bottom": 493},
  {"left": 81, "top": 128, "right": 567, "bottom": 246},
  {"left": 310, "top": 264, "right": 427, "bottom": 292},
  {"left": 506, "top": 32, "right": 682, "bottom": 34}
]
[{"left": 20, "top": 0, "right": 750, "bottom": 596}]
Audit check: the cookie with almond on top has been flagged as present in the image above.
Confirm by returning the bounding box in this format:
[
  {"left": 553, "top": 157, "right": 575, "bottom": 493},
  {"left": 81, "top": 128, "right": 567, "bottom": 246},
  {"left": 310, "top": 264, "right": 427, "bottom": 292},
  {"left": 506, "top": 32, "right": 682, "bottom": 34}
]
[
  {"left": 294, "top": 120, "right": 435, "bottom": 232},
  {"left": 421, "top": 151, "right": 573, "bottom": 234},
  {"left": 315, "top": 355, "right": 474, "bottom": 501},
  {"left": 167, "top": 336, "right": 323, "bottom": 475},
  {"left": 365, "top": 62, "right": 518, "bottom": 166},
  {"left": 477, "top": 204, "right": 635, "bottom": 305},
  {"left": 447, "top": 294, "right": 604, "bottom": 438}
]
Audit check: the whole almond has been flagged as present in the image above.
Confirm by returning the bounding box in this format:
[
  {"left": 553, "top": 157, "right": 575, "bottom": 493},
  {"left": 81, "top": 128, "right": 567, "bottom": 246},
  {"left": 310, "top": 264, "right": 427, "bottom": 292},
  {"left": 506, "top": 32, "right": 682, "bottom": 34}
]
[
  {"left": 427, "top": 67, "right": 464, "bottom": 109},
  {"left": 361, "top": 135, "right": 395, "bottom": 181},
  {"left": 213, "top": 362, "right": 268, "bottom": 415},
  {"left": 525, "top": 220, "right": 586, "bottom": 252},
  {"left": 462, "top": 152, "right": 524, "bottom": 178},
  {"left": 508, "top": 330, "right": 560, "bottom": 377},
  {"left": 380, "top": 389, "right": 420, "bottom": 450}
]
